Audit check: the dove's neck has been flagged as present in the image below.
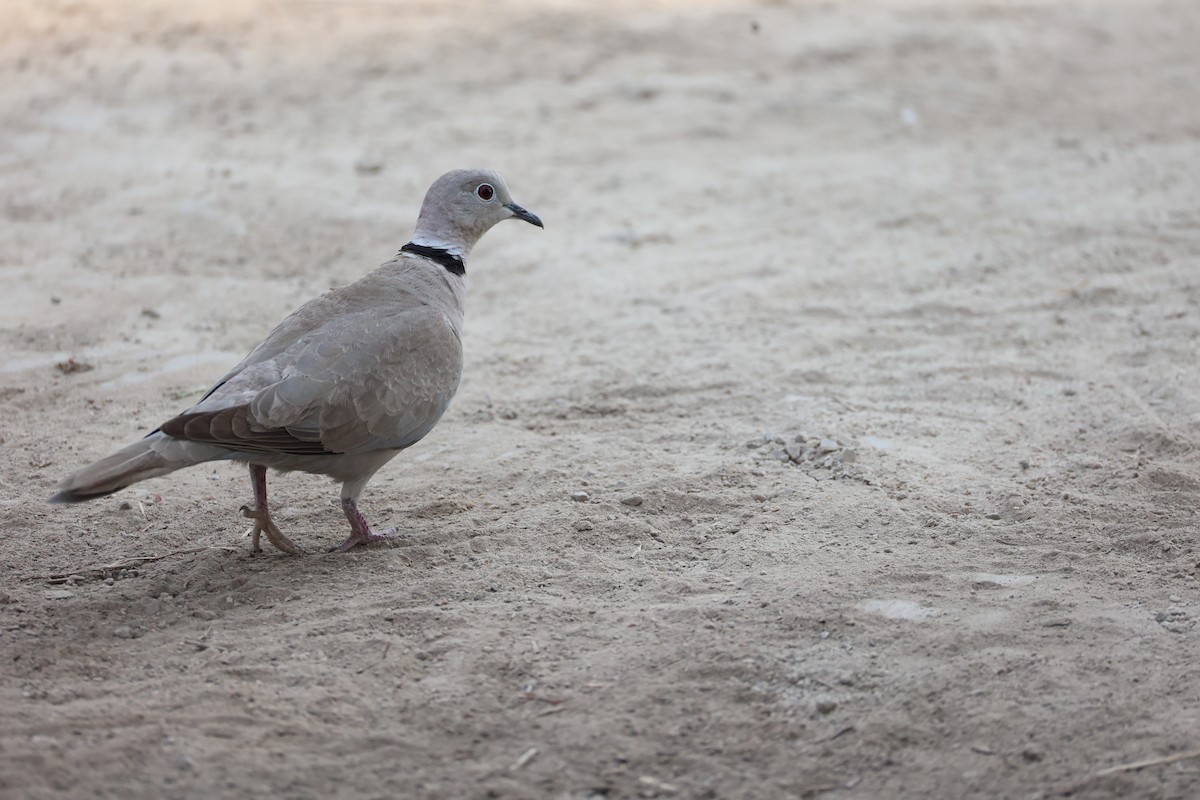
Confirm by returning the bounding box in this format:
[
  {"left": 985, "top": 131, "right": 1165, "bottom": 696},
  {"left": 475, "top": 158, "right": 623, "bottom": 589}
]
[
  {"left": 408, "top": 235, "right": 468, "bottom": 259},
  {"left": 401, "top": 242, "right": 466, "bottom": 276},
  {"left": 410, "top": 213, "right": 486, "bottom": 262}
]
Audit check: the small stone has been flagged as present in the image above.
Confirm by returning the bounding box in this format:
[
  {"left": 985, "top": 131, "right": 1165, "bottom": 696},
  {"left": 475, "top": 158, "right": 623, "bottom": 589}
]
[
  {"left": 621, "top": 496, "right": 644, "bottom": 507},
  {"left": 817, "top": 438, "right": 839, "bottom": 453},
  {"left": 113, "top": 626, "right": 134, "bottom": 639},
  {"left": 815, "top": 700, "right": 838, "bottom": 715},
  {"left": 55, "top": 357, "right": 94, "bottom": 374},
  {"left": 1021, "top": 746, "right": 1043, "bottom": 763},
  {"left": 574, "top": 519, "right": 594, "bottom": 532},
  {"left": 193, "top": 610, "right": 218, "bottom": 621},
  {"left": 1156, "top": 607, "right": 1193, "bottom": 633},
  {"left": 43, "top": 589, "right": 75, "bottom": 600},
  {"left": 354, "top": 157, "right": 385, "bottom": 175},
  {"left": 570, "top": 491, "right": 590, "bottom": 502},
  {"left": 985, "top": 513, "right": 1002, "bottom": 520},
  {"left": 175, "top": 754, "right": 195, "bottom": 772}
]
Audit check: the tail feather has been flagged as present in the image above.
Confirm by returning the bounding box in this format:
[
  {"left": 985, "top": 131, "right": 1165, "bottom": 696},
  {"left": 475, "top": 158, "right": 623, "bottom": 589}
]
[{"left": 50, "top": 434, "right": 187, "bottom": 503}]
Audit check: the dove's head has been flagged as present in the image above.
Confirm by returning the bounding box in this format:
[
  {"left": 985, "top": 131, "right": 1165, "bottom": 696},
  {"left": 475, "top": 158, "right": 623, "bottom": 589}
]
[{"left": 410, "top": 169, "right": 543, "bottom": 258}]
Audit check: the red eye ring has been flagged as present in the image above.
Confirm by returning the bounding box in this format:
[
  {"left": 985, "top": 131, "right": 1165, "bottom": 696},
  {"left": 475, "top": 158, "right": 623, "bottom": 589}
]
[{"left": 476, "top": 183, "right": 495, "bottom": 201}]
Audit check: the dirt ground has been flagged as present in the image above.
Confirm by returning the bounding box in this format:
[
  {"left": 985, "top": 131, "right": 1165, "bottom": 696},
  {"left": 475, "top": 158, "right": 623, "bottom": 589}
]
[{"left": 2, "top": 0, "right": 1199, "bottom": 797}]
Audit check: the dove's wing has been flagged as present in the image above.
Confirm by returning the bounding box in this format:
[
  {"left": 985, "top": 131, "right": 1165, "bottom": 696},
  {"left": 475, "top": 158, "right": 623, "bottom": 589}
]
[{"left": 160, "top": 305, "right": 463, "bottom": 456}]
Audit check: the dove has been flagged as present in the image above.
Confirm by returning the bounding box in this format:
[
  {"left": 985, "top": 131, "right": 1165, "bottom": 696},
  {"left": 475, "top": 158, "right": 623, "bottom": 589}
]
[{"left": 51, "top": 169, "right": 542, "bottom": 554}]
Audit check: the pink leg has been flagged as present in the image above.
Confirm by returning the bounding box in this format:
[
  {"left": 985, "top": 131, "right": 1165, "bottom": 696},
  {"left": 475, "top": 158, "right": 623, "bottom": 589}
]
[
  {"left": 239, "top": 464, "right": 302, "bottom": 554},
  {"left": 327, "top": 497, "right": 406, "bottom": 552}
]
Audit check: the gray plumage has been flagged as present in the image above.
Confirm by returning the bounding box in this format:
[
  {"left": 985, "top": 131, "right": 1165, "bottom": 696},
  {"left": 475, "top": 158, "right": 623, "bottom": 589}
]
[{"left": 51, "top": 169, "right": 542, "bottom": 553}]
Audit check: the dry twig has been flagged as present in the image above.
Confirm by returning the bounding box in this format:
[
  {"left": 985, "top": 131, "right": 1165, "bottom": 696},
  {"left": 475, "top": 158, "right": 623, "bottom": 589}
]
[
  {"left": 509, "top": 747, "right": 538, "bottom": 771},
  {"left": 27, "top": 546, "right": 237, "bottom": 583},
  {"left": 1096, "top": 748, "right": 1200, "bottom": 777}
]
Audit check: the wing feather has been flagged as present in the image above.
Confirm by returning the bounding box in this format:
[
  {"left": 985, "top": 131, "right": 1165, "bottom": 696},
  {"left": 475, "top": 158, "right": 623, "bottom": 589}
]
[{"left": 160, "top": 305, "right": 462, "bottom": 457}]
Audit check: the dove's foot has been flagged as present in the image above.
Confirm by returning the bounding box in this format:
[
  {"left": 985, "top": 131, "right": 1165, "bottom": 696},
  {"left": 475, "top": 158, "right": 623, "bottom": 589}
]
[
  {"left": 326, "top": 527, "right": 405, "bottom": 553},
  {"left": 240, "top": 505, "right": 303, "bottom": 555},
  {"left": 241, "top": 463, "right": 303, "bottom": 555},
  {"left": 328, "top": 497, "right": 408, "bottom": 552}
]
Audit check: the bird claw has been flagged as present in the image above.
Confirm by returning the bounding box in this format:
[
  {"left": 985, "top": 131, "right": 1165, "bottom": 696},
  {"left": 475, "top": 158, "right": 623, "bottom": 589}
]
[
  {"left": 326, "top": 526, "right": 407, "bottom": 553},
  {"left": 240, "top": 504, "right": 304, "bottom": 555}
]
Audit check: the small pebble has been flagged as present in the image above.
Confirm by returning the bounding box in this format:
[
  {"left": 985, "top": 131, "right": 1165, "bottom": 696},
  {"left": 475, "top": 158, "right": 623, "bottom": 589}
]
[
  {"left": 113, "top": 626, "right": 134, "bottom": 639},
  {"left": 815, "top": 700, "right": 838, "bottom": 715},
  {"left": 569, "top": 491, "right": 589, "bottom": 502},
  {"left": 43, "top": 589, "right": 75, "bottom": 600},
  {"left": 621, "top": 496, "right": 644, "bottom": 507},
  {"left": 354, "top": 157, "right": 385, "bottom": 175}
]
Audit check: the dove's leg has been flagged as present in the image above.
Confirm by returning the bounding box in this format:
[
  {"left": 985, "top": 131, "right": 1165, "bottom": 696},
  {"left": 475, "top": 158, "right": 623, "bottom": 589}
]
[
  {"left": 328, "top": 497, "right": 403, "bottom": 552},
  {"left": 328, "top": 480, "right": 406, "bottom": 552},
  {"left": 239, "top": 464, "right": 302, "bottom": 555}
]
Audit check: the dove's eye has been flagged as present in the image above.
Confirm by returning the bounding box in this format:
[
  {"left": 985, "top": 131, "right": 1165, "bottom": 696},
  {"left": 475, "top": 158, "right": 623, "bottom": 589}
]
[{"left": 476, "top": 183, "right": 495, "bottom": 201}]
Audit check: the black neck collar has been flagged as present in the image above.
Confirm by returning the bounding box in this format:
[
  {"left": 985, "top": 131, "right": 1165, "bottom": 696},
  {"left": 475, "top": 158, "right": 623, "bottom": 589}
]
[{"left": 400, "top": 242, "right": 465, "bottom": 276}]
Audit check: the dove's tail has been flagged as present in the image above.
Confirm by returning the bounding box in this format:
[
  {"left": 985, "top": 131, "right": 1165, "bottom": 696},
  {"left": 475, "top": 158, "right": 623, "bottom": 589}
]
[{"left": 49, "top": 432, "right": 214, "bottom": 503}]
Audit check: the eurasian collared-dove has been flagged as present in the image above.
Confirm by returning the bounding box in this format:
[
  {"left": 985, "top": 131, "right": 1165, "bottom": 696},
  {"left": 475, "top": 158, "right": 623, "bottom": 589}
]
[{"left": 51, "top": 169, "right": 542, "bottom": 554}]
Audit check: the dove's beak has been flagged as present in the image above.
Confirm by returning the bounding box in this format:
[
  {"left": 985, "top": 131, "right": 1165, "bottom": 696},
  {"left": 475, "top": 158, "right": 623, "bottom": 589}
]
[{"left": 505, "top": 203, "right": 543, "bottom": 229}]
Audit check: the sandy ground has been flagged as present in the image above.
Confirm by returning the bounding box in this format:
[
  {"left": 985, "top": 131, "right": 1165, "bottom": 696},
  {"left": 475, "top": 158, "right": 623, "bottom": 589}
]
[{"left": 2, "top": 0, "right": 1200, "bottom": 797}]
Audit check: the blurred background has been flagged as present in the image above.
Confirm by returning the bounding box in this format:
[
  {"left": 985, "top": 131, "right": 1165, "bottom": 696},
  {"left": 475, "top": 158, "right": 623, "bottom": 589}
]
[{"left": 3, "top": 1, "right": 1199, "bottom": 798}]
